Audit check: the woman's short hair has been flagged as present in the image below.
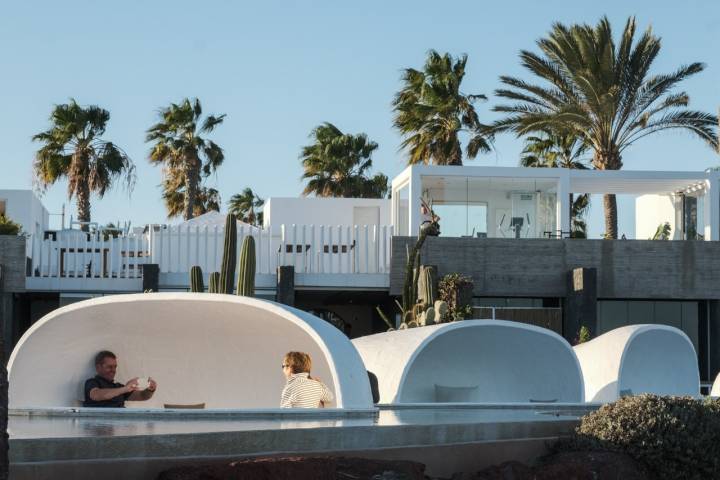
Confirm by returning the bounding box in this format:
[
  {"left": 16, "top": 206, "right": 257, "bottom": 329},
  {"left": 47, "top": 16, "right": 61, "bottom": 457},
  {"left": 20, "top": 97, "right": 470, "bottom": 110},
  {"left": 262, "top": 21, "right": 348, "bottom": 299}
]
[{"left": 284, "top": 351, "right": 312, "bottom": 374}]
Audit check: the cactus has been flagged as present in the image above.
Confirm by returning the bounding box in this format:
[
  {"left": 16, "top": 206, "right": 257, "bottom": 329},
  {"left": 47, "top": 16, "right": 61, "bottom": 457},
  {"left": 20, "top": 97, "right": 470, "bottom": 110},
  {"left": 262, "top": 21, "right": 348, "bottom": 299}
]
[
  {"left": 407, "top": 321, "right": 418, "bottom": 328},
  {"left": 424, "top": 307, "right": 436, "bottom": 325},
  {"left": 417, "top": 311, "right": 427, "bottom": 326},
  {"left": 376, "top": 306, "right": 395, "bottom": 330},
  {"left": 208, "top": 272, "right": 220, "bottom": 293},
  {"left": 434, "top": 300, "right": 448, "bottom": 321},
  {"left": 420, "top": 266, "right": 437, "bottom": 305},
  {"left": 398, "top": 322, "right": 408, "bottom": 330},
  {"left": 402, "top": 310, "right": 414, "bottom": 325},
  {"left": 219, "top": 214, "right": 237, "bottom": 294},
  {"left": 190, "top": 266, "right": 204, "bottom": 292},
  {"left": 236, "top": 236, "right": 256, "bottom": 297}
]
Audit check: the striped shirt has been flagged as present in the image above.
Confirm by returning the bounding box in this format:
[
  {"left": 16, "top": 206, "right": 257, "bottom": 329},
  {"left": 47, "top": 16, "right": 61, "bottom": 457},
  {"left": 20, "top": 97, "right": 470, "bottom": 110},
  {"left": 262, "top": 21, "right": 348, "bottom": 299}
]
[{"left": 280, "top": 373, "right": 334, "bottom": 408}]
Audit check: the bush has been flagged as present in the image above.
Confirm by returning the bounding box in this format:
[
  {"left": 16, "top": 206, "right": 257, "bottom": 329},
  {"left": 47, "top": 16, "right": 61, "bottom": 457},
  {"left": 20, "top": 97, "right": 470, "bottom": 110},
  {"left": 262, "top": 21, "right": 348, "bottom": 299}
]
[
  {"left": 555, "top": 394, "right": 720, "bottom": 480},
  {"left": 0, "top": 214, "right": 22, "bottom": 235}
]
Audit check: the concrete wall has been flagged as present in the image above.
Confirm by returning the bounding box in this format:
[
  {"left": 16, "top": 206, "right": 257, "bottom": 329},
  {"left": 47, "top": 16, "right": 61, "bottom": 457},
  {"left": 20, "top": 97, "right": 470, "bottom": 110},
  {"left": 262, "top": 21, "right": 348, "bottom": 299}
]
[
  {"left": 390, "top": 237, "right": 720, "bottom": 300},
  {"left": 264, "top": 198, "right": 391, "bottom": 230},
  {"left": 0, "top": 236, "right": 26, "bottom": 293}
]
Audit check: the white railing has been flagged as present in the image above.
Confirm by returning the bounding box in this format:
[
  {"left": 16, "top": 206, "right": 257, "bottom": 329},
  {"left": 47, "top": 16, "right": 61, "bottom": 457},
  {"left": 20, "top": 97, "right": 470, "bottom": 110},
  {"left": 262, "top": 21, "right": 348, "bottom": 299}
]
[
  {"left": 28, "top": 232, "right": 149, "bottom": 279},
  {"left": 150, "top": 224, "right": 394, "bottom": 275},
  {"left": 27, "top": 224, "right": 395, "bottom": 279}
]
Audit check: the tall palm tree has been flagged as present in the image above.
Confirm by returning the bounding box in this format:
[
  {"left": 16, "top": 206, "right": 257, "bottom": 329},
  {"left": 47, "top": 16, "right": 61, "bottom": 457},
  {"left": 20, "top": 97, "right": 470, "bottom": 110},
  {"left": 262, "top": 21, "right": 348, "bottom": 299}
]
[
  {"left": 228, "top": 188, "right": 264, "bottom": 225},
  {"left": 521, "top": 130, "right": 590, "bottom": 237},
  {"left": 301, "top": 122, "right": 388, "bottom": 198},
  {"left": 33, "top": 99, "right": 135, "bottom": 230},
  {"left": 393, "top": 50, "right": 492, "bottom": 166},
  {"left": 146, "top": 98, "right": 225, "bottom": 220},
  {"left": 161, "top": 172, "right": 220, "bottom": 219},
  {"left": 493, "top": 16, "right": 718, "bottom": 238}
]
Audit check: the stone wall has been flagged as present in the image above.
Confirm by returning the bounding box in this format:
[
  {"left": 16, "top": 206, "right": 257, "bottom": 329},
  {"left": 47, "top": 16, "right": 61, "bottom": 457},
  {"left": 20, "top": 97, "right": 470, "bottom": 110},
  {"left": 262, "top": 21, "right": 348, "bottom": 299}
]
[
  {"left": 0, "top": 236, "right": 25, "bottom": 293},
  {"left": 390, "top": 237, "right": 720, "bottom": 300}
]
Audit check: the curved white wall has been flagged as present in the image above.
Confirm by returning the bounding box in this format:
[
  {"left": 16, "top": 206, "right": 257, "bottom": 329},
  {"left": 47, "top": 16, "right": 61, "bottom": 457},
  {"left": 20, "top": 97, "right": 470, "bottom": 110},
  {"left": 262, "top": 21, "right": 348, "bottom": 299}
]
[
  {"left": 8, "top": 293, "right": 373, "bottom": 409},
  {"left": 574, "top": 325, "right": 699, "bottom": 403},
  {"left": 352, "top": 320, "right": 584, "bottom": 404},
  {"left": 712, "top": 373, "right": 720, "bottom": 398}
]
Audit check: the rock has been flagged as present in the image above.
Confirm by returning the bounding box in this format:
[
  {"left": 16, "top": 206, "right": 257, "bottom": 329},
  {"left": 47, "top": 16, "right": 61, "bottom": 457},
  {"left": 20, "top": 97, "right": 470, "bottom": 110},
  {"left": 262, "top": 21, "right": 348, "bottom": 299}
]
[
  {"left": 464, "top": 451, "right": 650, "bottom": 480},
  {"left": 156, "top": 456, "right": 426, "bottom": 480}
]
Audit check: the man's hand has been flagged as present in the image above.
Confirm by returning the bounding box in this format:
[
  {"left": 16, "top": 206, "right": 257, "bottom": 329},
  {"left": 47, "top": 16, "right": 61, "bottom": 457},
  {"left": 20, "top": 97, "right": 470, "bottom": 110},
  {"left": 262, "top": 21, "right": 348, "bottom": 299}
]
[
  {"left": 125, "top": 377, "right": 139, "bottom": 393},
  {"left": 147, "top": 378, "right": 157, "bottom": 392}
]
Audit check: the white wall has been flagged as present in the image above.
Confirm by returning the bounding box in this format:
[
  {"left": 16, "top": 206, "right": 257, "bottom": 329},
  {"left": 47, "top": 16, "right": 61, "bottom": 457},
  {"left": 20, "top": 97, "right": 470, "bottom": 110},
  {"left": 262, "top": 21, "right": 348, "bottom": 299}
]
[
  {"left": 0, "top": 189, "right": 49, "bottom": 239},
  {"left": 264, "top": 198, "right": 391, "bottom": 230},
  {"left": 635, "top": 194, "right": 681, "bottom": 240},
  {"left": 8, "top": 293, "right": 374, "bottom": 410}
]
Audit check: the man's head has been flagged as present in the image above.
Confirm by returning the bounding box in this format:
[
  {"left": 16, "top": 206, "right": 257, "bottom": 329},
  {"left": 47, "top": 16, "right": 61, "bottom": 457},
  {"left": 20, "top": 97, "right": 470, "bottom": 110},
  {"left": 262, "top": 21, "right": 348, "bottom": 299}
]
[
  {"left": 94, "top": 350, "right": 118, "bottom": 381},
  {"left": 282, "top": 351, "right": 312, "bottom": 378}
]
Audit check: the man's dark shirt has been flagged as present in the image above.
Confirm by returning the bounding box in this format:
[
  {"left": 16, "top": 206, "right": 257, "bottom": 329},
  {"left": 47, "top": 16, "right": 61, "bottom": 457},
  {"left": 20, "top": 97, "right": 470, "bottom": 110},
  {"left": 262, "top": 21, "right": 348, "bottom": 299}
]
[{"left": 83, "top": 375, "right": 132, "bottom": 408}]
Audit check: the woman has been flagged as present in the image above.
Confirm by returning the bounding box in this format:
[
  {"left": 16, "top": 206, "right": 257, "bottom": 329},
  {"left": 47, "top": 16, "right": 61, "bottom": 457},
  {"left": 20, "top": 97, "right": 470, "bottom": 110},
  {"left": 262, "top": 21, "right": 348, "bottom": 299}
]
[{"left": 280, "top": 351, "right": 334, "bottom": 408}]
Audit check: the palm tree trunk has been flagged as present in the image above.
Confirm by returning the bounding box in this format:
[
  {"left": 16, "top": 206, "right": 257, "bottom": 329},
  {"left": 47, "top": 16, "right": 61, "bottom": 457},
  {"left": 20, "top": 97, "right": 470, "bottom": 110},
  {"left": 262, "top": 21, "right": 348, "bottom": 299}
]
[
  {"left": 76, "top": 180, "right": 91, "bottom": 232},
  {"left": 569, "top": 193, "right": 574, "bottom": 236},
  {"left": 603, "top": 194, "right": 618, "bottom": 239},
  {"left": 593, "top": 150, "right": 622, "bottom": 240},
  {"left": 183, "top": 155, "right": 199, "bottom": 221}
]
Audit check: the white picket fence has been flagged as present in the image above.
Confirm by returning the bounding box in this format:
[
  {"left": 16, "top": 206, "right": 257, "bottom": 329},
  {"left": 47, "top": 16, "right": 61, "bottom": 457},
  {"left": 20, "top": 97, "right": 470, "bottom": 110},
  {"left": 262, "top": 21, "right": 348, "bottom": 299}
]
[{"left": 27, "top": 224, "right": 394, "bottom": 280}]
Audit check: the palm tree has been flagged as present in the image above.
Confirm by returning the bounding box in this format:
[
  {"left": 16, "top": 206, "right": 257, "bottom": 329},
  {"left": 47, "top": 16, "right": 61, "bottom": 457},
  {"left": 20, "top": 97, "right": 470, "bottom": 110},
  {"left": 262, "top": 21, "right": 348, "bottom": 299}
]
[
  {"left": 33, "top": 99, "right": 135, "bottom": 231},
  {"left": 301, "top": 122, "right": 388, "bottom": 198},
  {"left": 161, "top": 172, "right": 220, "bottom": 219},
  {"left": 146, "top": 98, "right": 225, "bottom": 220},
  {"left": 492, "top": 16, "right": 718, "bottom": 238},
  {"left": 228, "top": 188, "right": 264, "bottom": 225},
  {"left": 520, "top": 130, "right": 590, "bottom": 237},
  {"left": 393, "top": 50, "right": 492, "bottom": 166}
]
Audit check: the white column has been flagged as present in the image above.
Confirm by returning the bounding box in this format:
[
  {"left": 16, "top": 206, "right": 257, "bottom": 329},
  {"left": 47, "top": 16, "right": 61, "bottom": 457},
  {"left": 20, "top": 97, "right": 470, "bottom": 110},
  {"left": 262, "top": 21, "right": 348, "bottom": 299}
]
[
  {"left": 557, "top": 174, "right": 571, "bottom": 237},
  {"left": 704, "top": 177, "right": 719, "bottom": 241},
  {"left": 408, "top": 167, "right": 422, "bottom": 236}
]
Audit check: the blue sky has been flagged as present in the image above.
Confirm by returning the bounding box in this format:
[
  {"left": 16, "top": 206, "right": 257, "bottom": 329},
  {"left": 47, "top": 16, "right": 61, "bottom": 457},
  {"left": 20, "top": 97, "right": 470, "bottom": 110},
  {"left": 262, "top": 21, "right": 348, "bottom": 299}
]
[{"left": 1, "top": 1, "right": 718, "bottom": 237}]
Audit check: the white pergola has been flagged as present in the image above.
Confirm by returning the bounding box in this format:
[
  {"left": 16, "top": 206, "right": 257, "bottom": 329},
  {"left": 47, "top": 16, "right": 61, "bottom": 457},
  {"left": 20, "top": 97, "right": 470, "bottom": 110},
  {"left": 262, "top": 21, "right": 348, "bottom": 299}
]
[{"left": 391, "top": 165, "right": 720, "bottom": 240}]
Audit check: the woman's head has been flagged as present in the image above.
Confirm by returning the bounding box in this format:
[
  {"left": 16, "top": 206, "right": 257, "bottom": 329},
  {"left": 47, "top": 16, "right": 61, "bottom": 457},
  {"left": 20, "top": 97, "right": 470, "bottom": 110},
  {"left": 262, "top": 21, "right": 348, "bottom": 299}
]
[{"left": 282, "top": 351, "right": 312, "bottom": 377}]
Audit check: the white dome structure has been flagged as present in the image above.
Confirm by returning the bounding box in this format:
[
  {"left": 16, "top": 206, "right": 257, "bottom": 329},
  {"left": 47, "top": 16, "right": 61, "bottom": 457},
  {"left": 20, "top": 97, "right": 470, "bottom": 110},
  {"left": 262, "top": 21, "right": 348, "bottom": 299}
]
[
  {"left": 574, "top": 324, "right": 700, "bottom": 403},
  {"left": 352, "top": 320, "right": 584, "bottom": 404},
  {"left": 8, "top": 293, "right": 373, "bottom": 410},
  {"left": 711, "top": 373, "right": 720, "bottom": 398}
]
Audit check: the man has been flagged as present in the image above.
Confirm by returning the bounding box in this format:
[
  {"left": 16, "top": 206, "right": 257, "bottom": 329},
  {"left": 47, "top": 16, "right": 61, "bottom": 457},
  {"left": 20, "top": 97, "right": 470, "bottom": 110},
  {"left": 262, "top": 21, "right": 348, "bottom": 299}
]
[{"left": 83, "top": 351, "right": 157, "bottom": 408}]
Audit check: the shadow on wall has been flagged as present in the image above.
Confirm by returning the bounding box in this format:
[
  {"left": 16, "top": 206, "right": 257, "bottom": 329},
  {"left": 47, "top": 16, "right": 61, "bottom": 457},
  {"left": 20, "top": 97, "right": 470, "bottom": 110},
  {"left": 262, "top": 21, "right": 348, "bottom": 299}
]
[
  {"left": 574, "top": 325, "right": 700, "bottom": 402},
  {"left": 7, "top": 293, "right": 374, "bottom": 410},
  {"left": 353, "top": 320, "right": 585, "bottom": 404}
]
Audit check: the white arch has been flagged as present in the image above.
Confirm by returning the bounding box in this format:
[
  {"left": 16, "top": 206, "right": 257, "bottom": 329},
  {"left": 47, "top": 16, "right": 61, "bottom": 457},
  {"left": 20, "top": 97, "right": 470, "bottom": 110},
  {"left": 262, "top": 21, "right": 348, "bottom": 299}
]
[
  {"left": 8, "top": 293, "right": 373, "bottom": 410},
  {"left": 352, "top": 320, "right": 584, "bottom": 404},
  {"left": 574, "top": 325, "right": 700, "bottom": 403}
]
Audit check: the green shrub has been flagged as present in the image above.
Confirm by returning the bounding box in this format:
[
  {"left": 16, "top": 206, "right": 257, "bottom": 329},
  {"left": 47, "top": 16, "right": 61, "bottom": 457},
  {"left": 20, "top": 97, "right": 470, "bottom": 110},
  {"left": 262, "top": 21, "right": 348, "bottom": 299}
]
[
  {"left": 0, "top": 214, "right": 22, "bottom": 235},
  {"left": 555, "top": 394, "right": 720, "bottom": 480}
]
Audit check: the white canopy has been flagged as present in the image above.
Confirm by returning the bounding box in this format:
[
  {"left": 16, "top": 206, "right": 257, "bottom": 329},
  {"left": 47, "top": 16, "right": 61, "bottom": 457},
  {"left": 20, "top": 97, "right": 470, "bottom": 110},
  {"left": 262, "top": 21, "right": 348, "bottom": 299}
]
[
  {"left": 574, "top": 324, "right": 700, "bottom": 402},
  {"left": 353, "top": 320, "right": 584, "bottom": 404},
  {"left": 8, "top": 293, "right": 373, "bottom": 410}
]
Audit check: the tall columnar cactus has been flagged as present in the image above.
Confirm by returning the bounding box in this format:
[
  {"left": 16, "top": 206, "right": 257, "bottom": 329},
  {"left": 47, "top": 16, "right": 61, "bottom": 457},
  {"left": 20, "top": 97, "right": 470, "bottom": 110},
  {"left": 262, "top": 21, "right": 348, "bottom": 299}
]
[
  {"left": 190, "top": 266, "right": 204, "bottom": 292},
  {"left": 236, "top": 236, "right": 256, "bottom": 297},
  {"left": 418, "top": 266, "right": 436, "bottom": 306},
  {"left": 219, "top": 214, "right": 237, "bottom": 294},
  {"left": 208, "top": 272, "right": 220, "bottom": 293}
]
